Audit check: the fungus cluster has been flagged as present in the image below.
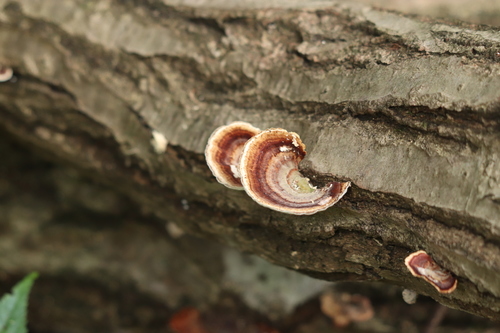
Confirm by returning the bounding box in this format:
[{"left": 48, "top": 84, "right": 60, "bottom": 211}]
[
  {"left": 205, "top": 122, "right": 350, "bottom": 215},
  {"left": 404, "top": 250, "right": 457, "bottom": 294}
]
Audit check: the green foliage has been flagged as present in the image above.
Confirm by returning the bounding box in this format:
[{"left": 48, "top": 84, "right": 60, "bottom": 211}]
[{"left": 0, "top": 273, "right": 38, "bottom": 333}]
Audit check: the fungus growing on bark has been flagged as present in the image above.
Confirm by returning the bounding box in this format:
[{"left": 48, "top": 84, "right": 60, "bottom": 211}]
[
  {"left": 205, "top": 121, "right": 261, "bottom": 190},
  {"left": 404, "top": 250, "right": 457, "bottom": 294},
  {"left": 239, "top": 128, "right": 350, "bottom": 215},
  {"left": 0, "top": 66, "right": 13, "bottom": 82},
  {"left": 320, "top": 291, "right": 374, "bottom": 328}
]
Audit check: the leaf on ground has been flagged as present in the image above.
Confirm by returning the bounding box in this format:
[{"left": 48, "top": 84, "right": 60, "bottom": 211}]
[{"left": 0, "top": 272, "right": 38, "bottom": 333}]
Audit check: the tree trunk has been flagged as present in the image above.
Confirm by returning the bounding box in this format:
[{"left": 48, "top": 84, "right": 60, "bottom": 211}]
[{"left": 0, "top": 0, "right": 499, "bottom": 323}]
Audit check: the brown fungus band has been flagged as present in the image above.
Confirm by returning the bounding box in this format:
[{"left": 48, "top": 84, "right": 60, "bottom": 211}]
[
  {"left": 239, "top": 128, "right": 350, "bottom": 215},
  {"left": 404, "top": 250, "right": 458, "bottom": 294},
  {"left": 205, "top": 122, "right": 261, "bottom": 190}
]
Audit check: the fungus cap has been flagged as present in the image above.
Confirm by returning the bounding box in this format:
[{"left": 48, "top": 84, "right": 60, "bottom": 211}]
[
  {"left": 404, "top": 250, "right": 457, "bottom": 294},
  {"left": 320, "top": 291, "right": 374, "bottom": 328},
  {"left": 0, "top": 66, "right": 13, "bottom": 82},
  {"left": 239, "top": 128, "right": 350, "bottom": 215},
  {"left": 205, "top": 121, "right": 261, "bottom": 190}
]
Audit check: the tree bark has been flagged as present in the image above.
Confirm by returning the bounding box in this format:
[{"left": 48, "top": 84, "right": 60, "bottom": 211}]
[{"left": 0, "top": 0, "right": 499, "bottom": 321}]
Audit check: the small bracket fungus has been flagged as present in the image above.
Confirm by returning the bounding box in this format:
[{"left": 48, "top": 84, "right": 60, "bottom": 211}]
[
  {"left": 205, "top": 121, "right": 261, "bottom": 190},
  {"left": 404, "top": 250, "right": 458, "bottom": 294},
  {"left": 239, "top": 128, "right": 350, "bottom": 215},
  {"left": 320, "top": 291, "right": 374, "bottom": 328},
  {"left": 0, "top": 66, "right": 13, "bottom": 82}
]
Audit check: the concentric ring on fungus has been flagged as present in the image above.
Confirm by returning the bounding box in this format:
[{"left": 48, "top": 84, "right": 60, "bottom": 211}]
[
  {"left": 239, "top": 128, "right": 350, "bottom": 215},
  {"left": 205, "top": 122, "right": 261, "bottom": 190}
]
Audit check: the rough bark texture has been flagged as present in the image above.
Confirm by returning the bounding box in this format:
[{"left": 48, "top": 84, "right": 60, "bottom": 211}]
[
  {"left": 0, "top": 0, "right": 499, "bottom": 322},
  {"left": 355, "top": 0, "right": 500, "bottom": 26}
]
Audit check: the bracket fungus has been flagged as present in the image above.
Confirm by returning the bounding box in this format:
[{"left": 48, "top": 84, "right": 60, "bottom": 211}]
[
  {"left": 0, "top": 66, "right": 13, "bottom": 82},
  {"left": 239, "top": 128, "right": 350, "bottom": 215},
  {"left": 320, "top": 291, "right": 374, "bottom": 328},
  {"left": 404, "top": 250, "right": 458, "bottom": 294},
  {"left": 205, "top": 121, "right": 261, "bottom": 190},
  {"left": 205, "top": 122, "right": 350, "bottom": 215}
]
